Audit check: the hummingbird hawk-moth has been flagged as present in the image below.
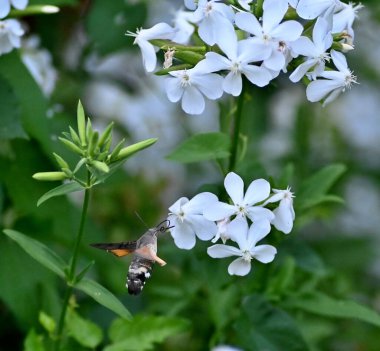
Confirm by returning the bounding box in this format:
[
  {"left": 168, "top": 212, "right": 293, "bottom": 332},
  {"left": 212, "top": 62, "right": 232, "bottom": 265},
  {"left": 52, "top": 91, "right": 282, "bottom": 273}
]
[{"left": 91, "top": 220, "right": 173, "bottom": 295}]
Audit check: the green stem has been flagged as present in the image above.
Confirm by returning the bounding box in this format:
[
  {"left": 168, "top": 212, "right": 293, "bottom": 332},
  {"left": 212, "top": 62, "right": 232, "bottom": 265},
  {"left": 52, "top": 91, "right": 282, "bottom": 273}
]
[
  {"left": 53, "top": 176, "right": 91, "bottom": 351},
  {"left": 228, "top": 84, "right": 245, "bottom": 173}
]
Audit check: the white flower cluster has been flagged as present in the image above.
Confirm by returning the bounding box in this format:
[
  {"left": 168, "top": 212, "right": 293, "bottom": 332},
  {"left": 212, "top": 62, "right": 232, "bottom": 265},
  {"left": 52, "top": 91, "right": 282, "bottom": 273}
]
[
  {"left": 0, "top": 0, "right": 28, "bottom": 55},
  {"left": 128, "top": 0, "right": 362, "bottom": 114},
  {"left": 167, "top": 172, "right": 295, "bottom": 276}
]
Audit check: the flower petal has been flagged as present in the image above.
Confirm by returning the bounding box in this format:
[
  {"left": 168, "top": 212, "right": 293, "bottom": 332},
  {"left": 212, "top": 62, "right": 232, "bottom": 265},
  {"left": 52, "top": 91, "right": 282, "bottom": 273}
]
[
  {"left": 170, "top": 221, "right": 196, "bottom": 250},
  {"left": 165, "top": 76, "right": 184, "bottom": 102},
  {"left": 188, "top": 214, "right": 217, "bottom": 241},
  {"left": 224, "top": 172, "right": 244, "bottom": 205},
  {"left": 207, "top": 244, "right": 241, "bottom": 258},
  {"left": 137, "top": 39, "right": 157, "bottom": 72},
  {"left": 168, "top": 197, "right": 188, "bottom": 214},
  {"left": 184, "top": 192, "right": 219, "bottom": 214},
  {"left": 246, "top": 206, "right": 275, "bottom": 222},
  {"left": 182, "top": 85, "right": 205, "bottom": 115},
  {"left": 244, "top": 178, "right": 271, "bottom": 205},
  {"left": 203, "top": 202, "right": 236, "bottom": 221},
  {"left": 247, "top": 219, "right": 271, "bottom": 247},
  {"left": 272, "top": 200, "right": 294, "bottom": 234},
  {"left": 235, "top": 12, "right": 262, "bottom": 37},
  {"left": 228, "top": 257, "right": 251, "bottom": 276},
  {"left": 223, "top": 71, "right": 242, "bottom": 96},
  {"left": 227, "top": 216, "right": 249, "bottom": 249},
  {"left": 250, "top": 244, "right": 277, "bottom": 263}
]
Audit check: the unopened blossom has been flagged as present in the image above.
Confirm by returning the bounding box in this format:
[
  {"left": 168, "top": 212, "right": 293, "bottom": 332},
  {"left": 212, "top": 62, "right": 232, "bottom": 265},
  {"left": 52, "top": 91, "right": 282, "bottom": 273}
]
[
  {"left": 196, "top": 30, "right": 272, "bottom": 96},
  {"left": 168, "top": 192, "right": 218, "bottom": 249},
  {"left": 290, "top": 17, "right": 333, "bottom": 82},
  {"left": 191, "top": 0, "right": 235, "bottom": 46},
  {"left": 203, "top": 172, "right": 274, "bottom": 224},
  {"left": 207, "top": 217, "right": 277, "bottom": 276},
  {"left": 126, "top": 23, "right": 176, "bottom": 72},
  {"left": 165, "top": 66, "right": 224, "bottom": 115},
  {"left": 0, "top": 0, "right": 28, "bottom": 19},
  {"left": 0, "top": 19, "right": 24, "bottom": 55},
  {"left": 235, "top": 0, "right": 303, "bottom": 71},
  {"left": 306, "top": 50, "right": 357, "bottom": 106},
  {"left": 296, "top": 0, "right": 345, "bottom": 20},
  {"left": 264, "top": 187, "right": 295, "bottom": 234},
  {"left": 332, "top": 2, "right": 363, "bottom": 39}
]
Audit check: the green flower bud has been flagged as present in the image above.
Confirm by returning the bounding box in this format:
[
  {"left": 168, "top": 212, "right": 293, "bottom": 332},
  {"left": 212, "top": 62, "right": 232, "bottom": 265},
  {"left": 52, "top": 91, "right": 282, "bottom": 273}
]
[
  {"left": 98, "top": 122, "right": 114, "bottom": 150},
  {"left": 59, "top": 137, "right": 83, "bottom": 155},
  {"left": 33, "top": 172, "right": 67, "bottom": 181},
  {"left": 69, "top": 126, "right": 81, "bottom": 145},
  {"left": 174, "top": 51, "right": 205, "bottom": 65},
  {"left": 115, "top": 138, "right": 158, "bottom": 161},
  {"left": 77, "top": 100, "right": 86, "bottom": 145},
  {"left": 85, "top": 118, "right": 93, "bottom": 143},
  {"left": 53, "top": 153, "right": 69, "bottom": 169},
  {"left": 88, "top": 131, "right": 99, "bottom": 157},
  {"left": 109, "top": 138, "right": 126, "bottom": 161},
  {"left": 91, "top": 160, "right": 109, "bottom": 173}
]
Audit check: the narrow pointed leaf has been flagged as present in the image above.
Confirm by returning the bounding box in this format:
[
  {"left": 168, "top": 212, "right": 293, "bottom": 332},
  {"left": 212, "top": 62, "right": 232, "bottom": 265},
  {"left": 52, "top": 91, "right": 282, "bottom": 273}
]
[
  {"left": 75, "top": 278, "right": 132, "bottom": 320},
  {"left": 37, "top": 182, "right": 83, "bottom": 207},
  {"left": 3, "top": 230, "right": 66, "bottom": 278}
]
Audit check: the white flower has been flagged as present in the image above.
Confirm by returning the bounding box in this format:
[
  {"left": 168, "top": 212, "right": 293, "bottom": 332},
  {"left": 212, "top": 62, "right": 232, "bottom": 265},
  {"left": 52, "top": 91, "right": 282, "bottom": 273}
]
[
  {"left": 306, "top": 50, "right": 357, "bottom": 106},
  {"left": 264, "top": 187, "right": 295, "bottom": 234},
  {"left": 296, "top": 0, "right": 344, "bottom": 20},
  {"left": 235, "top": 0, "right": 303, "bottom": 71},
  {"left": 290, "top": 17, "right": 333, "bottom": 82},
  {"left": 203, "top": 172, "right": 274, "bottom": 224},
  {"left": 126, "top": 23, "right": 176, "bottom": 72},
  {"left": 212, "top": 346, "right": 243, "bottom": 351},
  {"left": 332, "top": 2, "right": 363, "bottom": 39},
  {"left": 0, "top": 0, "right": 28, "bottom": 19},
  {"left": 184, "top": 0, "right": 197, "bottom": 11},
  {"left": 21, "top": 36, "right": 57, "bottom": 96},
  {"left": 196, "top": 30, "right": 272, "bottom": 96},
  {"left": 172, "top": 9, "right": 195, "bottom": 44},
  {"left": 191, "top": 0, "right": 235, "bottom": 46},
  {"left": 211, "top": 218, "right": 231, "bottom": 243},
  {"left": 168, "top": 192, "right": 218, "bottom": 250},
  {"left": 0, "top": 19, "right": 24, "bottom": 55},
  {"left": 165, "top": 65, "right": 224, "bottom": 115},
  {"left": 207, "top": 217, "right": 277, "bottom": 276}
]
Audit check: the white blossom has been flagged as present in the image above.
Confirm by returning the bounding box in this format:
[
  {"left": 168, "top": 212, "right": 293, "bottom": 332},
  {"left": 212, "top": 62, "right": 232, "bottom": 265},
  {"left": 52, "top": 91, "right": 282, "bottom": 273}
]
[
  {"left": 290, "top": 17, "right": 333, "bottom": 82},
  {"left": 21, "top": 36, "right": 57, "bottom": 96},
  {"left": 332, "top": 2, "right": 363, "bottom": 39},
  {"left": 235, "top": 0, "right": 303, "bottom": 72},
  {"left": 172, "top": 9, "right": 195, "bottom": 44},
  {"left": 207, "top": 217, "right": 277, "bottom": 276},
  {"left": 0, "top": 19, "right": 24, "bottom": 55},
  {"left": 211, "top": 218, "right": 231, "bottom": 244},
  {"left": 168, "top": 192, "right": 218, "bottom": 249},
  {"left": 191, "top": 0, "right": 235, "bottom": 45},
  {"left": 126, "top": 23, "right": 176, "bottom": 72},
  {"left": 203, "top": 172, "right": 274, "bottom": 224},
  {"left": 196, "top": 30, "right": 272, "bottom": 96},
  {"left": 264, "top": 187, "right": 295, "bottom": 234},
  {"left": 296, "top": 0, "right": 345, "bottom": 20},
  {"left": 165, "top": 65, "right": 224, "bottom": 115},
  {"left": 306, "top": 50, "right": 357, "bottom": 106},
  {"left": 0, "top": 0, "right": 28, "bottom": 19}
]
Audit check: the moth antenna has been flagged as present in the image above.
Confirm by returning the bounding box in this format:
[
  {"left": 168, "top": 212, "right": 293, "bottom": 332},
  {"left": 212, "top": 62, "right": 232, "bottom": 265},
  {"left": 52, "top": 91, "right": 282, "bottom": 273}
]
[{"left": 134, "top": 211, "right": 149, "bottom": 230}]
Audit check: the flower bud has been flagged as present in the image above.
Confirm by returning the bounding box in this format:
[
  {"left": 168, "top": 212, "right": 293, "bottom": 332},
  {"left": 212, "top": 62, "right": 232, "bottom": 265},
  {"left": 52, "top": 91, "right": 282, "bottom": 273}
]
[
  {"left": 115, "top": 138, "right": 158, "bottom": 161},
  {"left": 33, "top": 172, "right": 67, "bottom": 181},
  {"left": 98, "top": 122, "right": 114, "bottom": 149},
  {"left": 59, "top": 137, "right": 83, "bottom": 155},
  {"left": 77, "top": 100, "right": 86, "bottom": 145},
  {"left": 91, "top": 160, "right": 109, "bottom": 173},
  {"left": 53, "top": 153, "right": 69, "bottom": 169}
]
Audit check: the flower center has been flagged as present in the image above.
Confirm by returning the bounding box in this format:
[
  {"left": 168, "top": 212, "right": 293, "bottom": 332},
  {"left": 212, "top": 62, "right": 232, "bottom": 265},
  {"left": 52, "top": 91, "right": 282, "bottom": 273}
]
[
  {"left": 242, "top": 250, "right": 252, "bottom": 262},
  {"left": 204, "top": 2, "right": 214, "bottom": 16},
  {"left": 344, "top": 71, "right": 358, "bottom": 89},
  {"left": 231, "top": 61, "right": 241, "bottom": 74},
  {"left": 180, "top": 72, "right": 191, "bottom": 87},
  {"left": 318, "top": 52, "right": 330, "bottom": 63}
]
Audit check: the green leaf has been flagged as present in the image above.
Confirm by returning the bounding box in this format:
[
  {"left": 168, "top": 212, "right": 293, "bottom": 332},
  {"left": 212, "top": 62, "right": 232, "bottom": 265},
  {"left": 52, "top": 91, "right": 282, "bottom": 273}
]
[
  {"left": 3, "top": 230, "right": 66, "bottom": 278},
  {"left": 166, "top": 132, "right": 230, "bottom": 163},
  {"left": 235, "top": 294, "right": 310, "bottom": 351},
  {"left": 284, "top": 292, "right": 380, "bottom": 328},
  {"left": 75, "top": 278, "right": 132, "bottom": 320},
  {"left": 39, "top": 311, "right": 56, "bottom": 334},
  {"left": 0, "top": 75, "right": 27, "bottom": 139},
  {"left": 37, "top": 182, "right": 83, "bottom": 207},
  {"left": 105, "top": 315, "right": 190, "bottom": 351},
  {"left": 296, "top": 164, "right": 347, "bottom": 210},
  {"left": 23, "top": 329, "right": 46, "bottom": 351},
  {"left": 66, "top": 309, "right": 103, "bottom": 348}
]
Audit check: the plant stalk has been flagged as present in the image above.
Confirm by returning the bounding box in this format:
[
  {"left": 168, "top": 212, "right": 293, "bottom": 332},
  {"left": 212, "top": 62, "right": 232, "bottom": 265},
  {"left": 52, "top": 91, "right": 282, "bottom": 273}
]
[
  {"left": 228, "top": 83, "right": 245, "bottom": 172},
  {"left": 53, "top": 181, "right": 91, "bottom": 351}
]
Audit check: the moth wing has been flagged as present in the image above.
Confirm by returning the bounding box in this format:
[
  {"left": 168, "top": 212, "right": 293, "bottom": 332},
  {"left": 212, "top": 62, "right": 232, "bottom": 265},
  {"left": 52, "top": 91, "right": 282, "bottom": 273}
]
[{"left": 90, "top": 241, "right": 137, "bottom": 257}]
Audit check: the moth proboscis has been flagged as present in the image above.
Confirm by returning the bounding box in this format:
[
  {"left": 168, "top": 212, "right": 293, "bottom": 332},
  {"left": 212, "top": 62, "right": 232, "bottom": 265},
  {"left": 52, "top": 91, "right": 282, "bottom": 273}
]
[{"left": 91, "top": 219, "right": 173, "bottom": 295}]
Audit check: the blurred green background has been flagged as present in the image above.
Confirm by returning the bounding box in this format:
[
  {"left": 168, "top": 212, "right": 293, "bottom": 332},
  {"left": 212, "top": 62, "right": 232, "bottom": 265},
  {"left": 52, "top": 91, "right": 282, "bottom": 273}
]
[{"left": 0, "top": 0, "right": 380, "bottom": 350}]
